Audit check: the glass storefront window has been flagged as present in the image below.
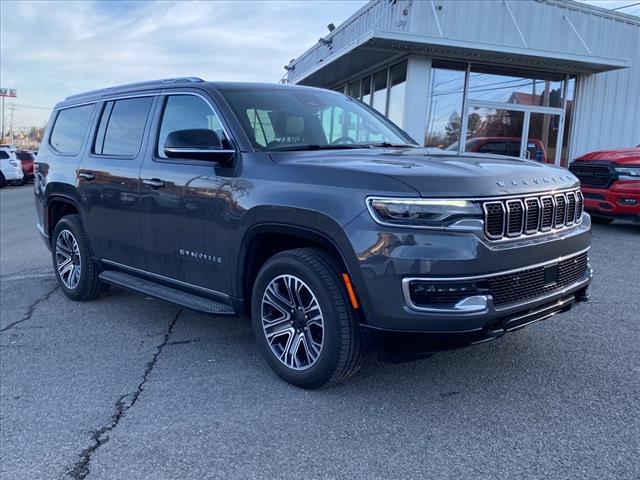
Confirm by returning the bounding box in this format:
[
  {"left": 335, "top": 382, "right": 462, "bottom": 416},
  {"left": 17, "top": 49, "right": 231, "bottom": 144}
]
[
  {"left": 462, "top": 106, "right": 525, "bottom": 158},
  {"left": 468, "top": 64, "right": 566, "bottom": 108},
  {"left": 425, "top": 60, "right": 466, "bottom": 149},
  {"left": 387, "top": 61, "right": 407, "bottom": 126},
  {"left": 361, "top": 76, "right": 372, "bottom": 105},
  {"left": 348, "top": 80, "right": 360, "bottom": 100},
  {"left": 371, "top": 69, "right": 388, "bottom": 114}
]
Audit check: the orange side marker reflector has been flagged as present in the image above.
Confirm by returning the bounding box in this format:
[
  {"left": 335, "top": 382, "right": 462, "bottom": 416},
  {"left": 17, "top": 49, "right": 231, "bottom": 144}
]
[{"left": 341, "top": 273, "right": 359, "bottom": 309}]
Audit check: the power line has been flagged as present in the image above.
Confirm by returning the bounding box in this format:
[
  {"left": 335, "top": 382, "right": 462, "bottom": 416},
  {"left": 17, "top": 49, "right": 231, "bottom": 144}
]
[{"left": 612, "top": 2, "right": 640, "bottom": 11}]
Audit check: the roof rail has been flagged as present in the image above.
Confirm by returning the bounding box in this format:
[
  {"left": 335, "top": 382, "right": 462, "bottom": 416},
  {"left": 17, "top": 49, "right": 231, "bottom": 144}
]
[{"left": 65, "top": 77, "right": 205, "bottom": 101}]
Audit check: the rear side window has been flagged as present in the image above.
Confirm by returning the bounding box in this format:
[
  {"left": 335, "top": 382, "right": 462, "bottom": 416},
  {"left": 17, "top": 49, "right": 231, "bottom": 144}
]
[
  {"left": 50, "top": 104, "right": 94, "bottom": 155},
  {"left": 94, "top": 97, "right": 153, "bottom": 157}
]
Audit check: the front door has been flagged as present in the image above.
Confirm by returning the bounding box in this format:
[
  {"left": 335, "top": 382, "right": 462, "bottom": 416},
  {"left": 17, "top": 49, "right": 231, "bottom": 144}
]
[
  {"left": 462, "top": 101, "right": 564, "bottom": 166},
  {"left": 77, "top": 95, "right": 157, "bottom": 269},
  {"left": 138, "top": 91, "right": 236, "bottom": 296}
]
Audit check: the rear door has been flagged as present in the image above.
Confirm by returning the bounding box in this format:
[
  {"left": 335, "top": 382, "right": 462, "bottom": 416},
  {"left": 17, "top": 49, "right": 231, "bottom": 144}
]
[
  {"left": 138, "top": 90, "right": 236, "bottom": 295},
  {"left": 77, "top": 95, "right": 157, "bottom": 269}
]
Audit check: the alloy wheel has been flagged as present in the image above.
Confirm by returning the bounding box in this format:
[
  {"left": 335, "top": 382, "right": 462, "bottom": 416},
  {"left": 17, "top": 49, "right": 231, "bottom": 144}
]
[
  {"left": 261, "top": 274, "right": 324, "bottom": 370},
  {"left": 55, "top": 229, "right": 81, "bottom": 289}
]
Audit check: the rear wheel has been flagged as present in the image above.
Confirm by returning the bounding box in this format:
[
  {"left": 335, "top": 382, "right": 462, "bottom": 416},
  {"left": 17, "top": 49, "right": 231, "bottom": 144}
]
[
  {"left": 251, "top": 248, "right": 363, "bottom": 389},
  {"left": 52, "top": 215, "right": 109, "bottom": 301},
  {"left": 0, "top": 173, "right": 5, "bottom": 188}
]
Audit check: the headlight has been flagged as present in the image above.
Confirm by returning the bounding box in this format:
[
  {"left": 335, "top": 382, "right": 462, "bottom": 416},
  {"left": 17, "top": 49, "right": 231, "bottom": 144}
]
[
  {"left": 615, "top": 166, "right": 640, "bottom": 179},
  {"left": 367, "top": 197, "right": 482, "bottom": 228}
]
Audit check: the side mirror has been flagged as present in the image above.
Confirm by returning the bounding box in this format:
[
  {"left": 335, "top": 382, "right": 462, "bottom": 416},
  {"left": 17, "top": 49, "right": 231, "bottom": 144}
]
[{"left": 164, "top": 129, "right": 234, "bottom": 163}]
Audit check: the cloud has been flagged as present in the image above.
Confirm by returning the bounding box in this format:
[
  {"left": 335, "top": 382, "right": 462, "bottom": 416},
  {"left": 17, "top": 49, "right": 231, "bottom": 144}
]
[{"left": 0, "top": 0, "right": 366, "bottom": 127}]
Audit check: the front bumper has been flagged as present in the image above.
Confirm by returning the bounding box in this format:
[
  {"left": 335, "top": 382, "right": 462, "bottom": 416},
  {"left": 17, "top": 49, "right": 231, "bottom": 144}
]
[
  {"left": 362, "top": 289, "right": 588, "bottom": 358},
  {"left": 3, "top": 167, "right": 24, "bottom": 181},
  {"left": 582, "top": 182, "right": 640, "bottom": 221},
  {"left": 343, "top": 210, "right": 592, "bottom": 336}
]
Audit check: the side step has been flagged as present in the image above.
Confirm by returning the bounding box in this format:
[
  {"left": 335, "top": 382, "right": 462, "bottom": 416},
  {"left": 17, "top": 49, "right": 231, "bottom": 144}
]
[{"left": 99, "top": 270, "right": 236, "bottom": 315}]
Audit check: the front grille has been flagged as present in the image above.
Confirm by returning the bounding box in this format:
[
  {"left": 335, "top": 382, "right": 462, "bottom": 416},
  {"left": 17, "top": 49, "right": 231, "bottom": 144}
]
[
  {"left": 506, "top": 200, "right": 524, "bottom": 236},
  {"left": 482, "top": 189, "right": 583, "bottom": 240},
  {"left": 569, "top": 162, "right": 614, "bottom": 188},
  {"left": 483, "top": 202, "right": 505, "bottom": 239},
  {"left": 407, "top": 251, "right": 590, "bottom": 310},
  {"left": 487, "top": 252, "right": 589, "bottom": 308},
  {"left": 524, "top": 198, "right": 541, "bottom": 233}
]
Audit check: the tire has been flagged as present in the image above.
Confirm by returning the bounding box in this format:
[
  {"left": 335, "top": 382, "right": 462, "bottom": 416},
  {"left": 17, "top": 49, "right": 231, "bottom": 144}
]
[
  {"left": 591, "top": 216, "right": 614, "bottom": 224},
  {"left": 52, "top": 214, "right": 109, "bottom": 301},
  {"left": 9, "top": 178, "right": 26, "bottom": 186},
  {"left": 251, "top": 248, "right": 363, "bottom": 389},
  {"left": 0, "top": 173, "right": 5, "bottom": 188}
]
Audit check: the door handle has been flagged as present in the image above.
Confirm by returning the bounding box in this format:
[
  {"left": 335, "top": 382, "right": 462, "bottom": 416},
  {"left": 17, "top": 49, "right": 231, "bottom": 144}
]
[
  {"left": 143, "top": 178, "right": 165, "bottom": 189},
  {"left": 78, "top": 172, "right": 96, "bottom": 181}
]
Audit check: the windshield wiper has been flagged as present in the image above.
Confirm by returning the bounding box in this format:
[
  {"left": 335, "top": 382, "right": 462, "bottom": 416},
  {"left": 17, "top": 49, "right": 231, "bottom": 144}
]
[
  {"left": 365, "top": 142, "right": 417, "bottom": 148},
  {"left": 270, "top": 144, "right": 369, "bottom": 152}
]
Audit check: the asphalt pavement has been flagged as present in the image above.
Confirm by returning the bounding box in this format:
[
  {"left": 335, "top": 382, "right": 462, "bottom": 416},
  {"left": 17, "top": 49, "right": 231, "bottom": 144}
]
[{"left": 1, "top": 184, "right": 639, "bottom": 480}]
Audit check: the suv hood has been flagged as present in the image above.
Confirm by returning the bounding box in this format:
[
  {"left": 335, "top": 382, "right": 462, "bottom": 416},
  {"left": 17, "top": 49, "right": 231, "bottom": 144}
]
[
  {"left": 575, "top": 147, "right": 640, "bottom": 165},
  {"left": 270, "top": 148, "right": 578, "bottom": 197}
]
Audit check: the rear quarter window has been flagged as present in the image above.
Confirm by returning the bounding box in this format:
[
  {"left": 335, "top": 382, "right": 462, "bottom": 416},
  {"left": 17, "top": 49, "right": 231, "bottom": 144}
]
[{"left": 49, "top": 104, "right": 95, "bottom": 155}]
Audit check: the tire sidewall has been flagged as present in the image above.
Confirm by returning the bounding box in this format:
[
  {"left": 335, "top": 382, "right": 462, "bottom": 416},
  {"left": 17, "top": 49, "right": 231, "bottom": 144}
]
[
  {"left": 251, "top": 254, "right": 348, "bottom": 388},
  {"left": 52, "top": 216, "right": 95, "bottom": 301}
]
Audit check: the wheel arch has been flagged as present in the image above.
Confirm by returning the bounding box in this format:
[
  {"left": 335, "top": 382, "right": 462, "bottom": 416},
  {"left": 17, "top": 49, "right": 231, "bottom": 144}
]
[
  {"left": 235, "top": 223, "right": 367, "bottom": 320},
  {"left": 45, "top": 194, "right": 82, "bottom": 241}
]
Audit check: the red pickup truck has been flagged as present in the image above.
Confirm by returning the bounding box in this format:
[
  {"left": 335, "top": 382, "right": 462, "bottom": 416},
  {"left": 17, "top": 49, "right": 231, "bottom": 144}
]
[{"left": 569, "top": 147, "right": 640, "bottom": 223}]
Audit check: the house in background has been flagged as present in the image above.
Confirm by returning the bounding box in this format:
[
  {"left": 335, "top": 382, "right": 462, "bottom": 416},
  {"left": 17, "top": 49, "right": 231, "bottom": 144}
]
[{"left": 285, "top": 0, "right": 640, "bottom": 167}]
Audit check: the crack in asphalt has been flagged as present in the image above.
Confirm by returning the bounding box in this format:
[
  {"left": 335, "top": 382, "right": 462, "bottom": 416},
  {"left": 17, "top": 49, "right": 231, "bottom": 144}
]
[
  {"left": 65, "top": 309, "right": 181, "bottom": 480},
  {"left": 0, "top": 283, "right": 59, "bottom": 334}
]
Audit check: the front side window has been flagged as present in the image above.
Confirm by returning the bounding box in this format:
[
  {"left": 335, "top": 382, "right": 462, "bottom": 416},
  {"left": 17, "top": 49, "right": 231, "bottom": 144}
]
[
  {"left": 94, "top": 97, "right": 153, "bottom": 157},
  {"left": 157, "top": 95, "right": 226, "bottom": 158},
  {"left": 222, "top": 88, "right": 414, "bottom": 151},
  {"left": 50, "top": 104, "right": 95, "bottom": 155}
]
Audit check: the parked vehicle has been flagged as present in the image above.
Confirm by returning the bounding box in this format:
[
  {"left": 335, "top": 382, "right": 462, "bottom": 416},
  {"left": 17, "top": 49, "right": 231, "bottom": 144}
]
[
  {"left": 0, "top": 147, "right": 24, "bottom": 188},
  {"left": 15, "top": 150, "right": 36, "bottom": 183},
  {"left": 569, "top": 147, "right": 640, "bottom": 223},
  {"left": 35, "top": 78, "right": 592, "bottom": 388}
]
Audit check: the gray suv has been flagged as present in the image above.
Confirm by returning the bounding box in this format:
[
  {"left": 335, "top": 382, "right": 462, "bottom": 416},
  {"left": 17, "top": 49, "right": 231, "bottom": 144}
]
[{"left": 34, "top": 78, "right": 592, "bottom": 388}]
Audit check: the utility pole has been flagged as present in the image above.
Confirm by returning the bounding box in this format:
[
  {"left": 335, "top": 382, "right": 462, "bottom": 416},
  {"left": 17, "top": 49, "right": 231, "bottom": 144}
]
[
  {"left": 0, "top": 88, "right": 18, "bottom": 143},
  {"left": 8, "top": 104, "right": 17, "bottom": 144}
]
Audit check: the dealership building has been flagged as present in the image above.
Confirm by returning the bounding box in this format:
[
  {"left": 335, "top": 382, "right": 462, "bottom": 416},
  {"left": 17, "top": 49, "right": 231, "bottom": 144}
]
[{"left": 286, "top": 0, "right": 640, "bottom": 167}]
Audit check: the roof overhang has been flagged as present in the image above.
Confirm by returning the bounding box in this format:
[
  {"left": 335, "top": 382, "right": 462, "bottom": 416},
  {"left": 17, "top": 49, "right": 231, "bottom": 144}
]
[{"left": 294, "top": 30, "right": 632, "bottom": 87}]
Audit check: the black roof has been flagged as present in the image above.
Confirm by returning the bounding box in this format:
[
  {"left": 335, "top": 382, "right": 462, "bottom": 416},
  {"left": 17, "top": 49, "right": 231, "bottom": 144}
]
[{"left": 58, "top": 77, "right": 331, "bottom": 108}]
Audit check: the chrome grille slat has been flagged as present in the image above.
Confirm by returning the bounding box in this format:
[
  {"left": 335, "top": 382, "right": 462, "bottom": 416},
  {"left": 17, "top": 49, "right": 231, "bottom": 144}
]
[
  {"left": 506, "top": 199, "right": 524, "bottom": 237},
  {"left": 524, "top": 197, "right": 541, "bottom": 234},
  {"left": 566, "top": 192, "right": 576, "bottom": 225},
  {"left": 554, "top": 194, "right": 567, "bottom": 228},
  {"left": 481, "top": 189, "right": 582, "bottom": 241}
]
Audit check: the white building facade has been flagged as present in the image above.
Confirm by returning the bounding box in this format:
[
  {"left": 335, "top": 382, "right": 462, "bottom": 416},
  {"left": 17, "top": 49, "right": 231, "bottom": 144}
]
[{"left": 286, "top": 0, "right": 640, "bottom": 167}]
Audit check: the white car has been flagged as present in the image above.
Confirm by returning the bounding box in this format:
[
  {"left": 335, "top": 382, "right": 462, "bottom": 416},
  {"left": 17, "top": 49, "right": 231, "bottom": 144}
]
[{"left": 0, "top": 147, "right": 24, "bottom": 188}]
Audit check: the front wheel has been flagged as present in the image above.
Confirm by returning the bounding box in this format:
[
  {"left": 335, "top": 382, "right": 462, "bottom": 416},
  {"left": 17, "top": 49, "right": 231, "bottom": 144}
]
[
  {"left": 251, "top": 248, "right": 363, "bottom": 389},
  {"left": 52, "top": 215, "right": 109, "bottom": 301}
]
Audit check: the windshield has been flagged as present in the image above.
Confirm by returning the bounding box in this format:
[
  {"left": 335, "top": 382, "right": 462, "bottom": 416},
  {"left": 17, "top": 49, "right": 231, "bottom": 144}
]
[{"left": 220, "top": 88, "right": 416, "bottom": 151}]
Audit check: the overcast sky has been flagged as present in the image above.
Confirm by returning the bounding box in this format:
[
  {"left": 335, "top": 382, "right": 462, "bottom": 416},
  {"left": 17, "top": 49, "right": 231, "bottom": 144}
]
[{"left": 1, "top": 0, "right": 638, "bottom": 129}]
